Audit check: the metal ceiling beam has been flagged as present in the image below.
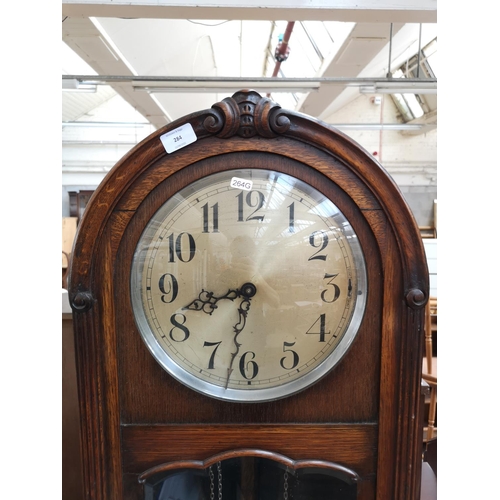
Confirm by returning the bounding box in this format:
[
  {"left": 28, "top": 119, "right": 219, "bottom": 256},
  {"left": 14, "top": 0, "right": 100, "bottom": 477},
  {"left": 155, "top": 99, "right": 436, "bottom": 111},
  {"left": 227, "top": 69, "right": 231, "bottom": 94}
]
[
  {"left": 298, "top": 22, "right": 407, "bottom": 118},
  {"left": 63, "top": 75, "right": 437, "bottom": 91},
  {"left": 62, "top": 0, "right": 437, "bottom": 23},
  {"left": 299, "top": 22, "right": 437, "bottom": 120},
  {"left": 62, "top": 16, "right": 170, "bottom": 128}
]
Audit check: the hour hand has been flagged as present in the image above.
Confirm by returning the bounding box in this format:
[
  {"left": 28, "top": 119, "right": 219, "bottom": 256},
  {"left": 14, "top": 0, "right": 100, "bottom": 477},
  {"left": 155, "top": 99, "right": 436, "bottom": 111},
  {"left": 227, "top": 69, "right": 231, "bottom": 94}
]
[
  {"left": 183, "top": 288, "right": 239, "bottom": 315},
  {"left": 183, "top": 283, "right": 257, "bottom": 315}
]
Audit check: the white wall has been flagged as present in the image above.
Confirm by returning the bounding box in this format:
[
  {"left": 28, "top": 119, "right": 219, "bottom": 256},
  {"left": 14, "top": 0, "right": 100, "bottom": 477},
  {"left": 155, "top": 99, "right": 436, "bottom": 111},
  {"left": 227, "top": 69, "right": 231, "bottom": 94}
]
[
  {"left": 324, "top": 93, "right": 436, "bottom": 178},
  {"left": 62, "top": 121, "right": 156, "bottom": 215},
  {"left": 324, "top": 93, "right": 437, "bottom": 227}
]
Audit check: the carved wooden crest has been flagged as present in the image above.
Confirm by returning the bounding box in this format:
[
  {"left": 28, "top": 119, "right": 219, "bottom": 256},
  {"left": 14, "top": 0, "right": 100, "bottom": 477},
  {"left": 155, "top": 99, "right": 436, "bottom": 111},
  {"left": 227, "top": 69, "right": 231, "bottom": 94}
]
[{"left": 204, "top": 89, "right": 291, "bottom": 138}]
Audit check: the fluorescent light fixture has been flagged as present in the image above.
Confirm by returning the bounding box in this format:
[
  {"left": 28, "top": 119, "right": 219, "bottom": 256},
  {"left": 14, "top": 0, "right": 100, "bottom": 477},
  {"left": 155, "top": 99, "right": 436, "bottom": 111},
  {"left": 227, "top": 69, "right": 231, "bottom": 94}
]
[
  {"left": 62, "top": 78, "right": 79, "bottom": 89},
  {"left": 134, "top": 86, "right": 319, "bottom": 94},
  {"left": 62, "top": 75, "right": 436, "bottom": 94},
  {"left": 359, "top": 82, "right": 436, "bottom": 94},
  {"left": 62, "top": 78, "right": 97, "bottom": 93},
  {"left": 132, "top": 81, "right": 319, "bottom": 94}
]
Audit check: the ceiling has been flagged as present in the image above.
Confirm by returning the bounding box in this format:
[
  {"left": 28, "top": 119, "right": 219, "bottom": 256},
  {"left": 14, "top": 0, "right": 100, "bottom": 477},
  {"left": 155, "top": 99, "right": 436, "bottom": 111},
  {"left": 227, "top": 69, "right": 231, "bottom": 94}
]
[{"left": 62, "top": 0, "right": 437, "bottom": 130}]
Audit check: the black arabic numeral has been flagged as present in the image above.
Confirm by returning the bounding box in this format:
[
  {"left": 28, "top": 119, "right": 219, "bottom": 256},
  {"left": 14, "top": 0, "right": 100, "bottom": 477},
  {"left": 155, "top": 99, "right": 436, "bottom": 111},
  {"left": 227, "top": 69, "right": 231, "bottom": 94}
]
[
  {"left": 236, "top": 191, "right": 245, "bottom": 221},
  {"left": 203, "top": 341, "right": 222, "bottom": 369},
  {"left": 288, "top": 202, "right": 295, "bottom": 233},
  {"left": 237, "top": 190, "right": 265, "bottom": 222},
  {"left": 158, "top": 273, "right": 179, "bottom": 303},
  {"left": 321, "top": 273, "right": 341, "bottom": 303},
  {"left": 202, "top": 202, "right": 219, "bottom": 233},
  {"left": 306, "top": 313, "right": 331, "bottom": 343},
  {"left": 168, "top": 232, "right": 196, "bottom": 263},
  {"left": 308, "top": 230, "right": 329, "bottom": 261},
  {"left": 169, "top": 313, "right": 190, "bottom": 342},
  {"left": 239, "top": 351, "right": 259, "bottom": 380},
  {"left": 280, "top": 341, "right": 299, "bottom": 370}
]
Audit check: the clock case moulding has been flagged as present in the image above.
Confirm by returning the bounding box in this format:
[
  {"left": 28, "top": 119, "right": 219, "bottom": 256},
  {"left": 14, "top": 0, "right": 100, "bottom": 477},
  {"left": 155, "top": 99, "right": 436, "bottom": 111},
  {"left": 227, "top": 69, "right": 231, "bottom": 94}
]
[{"left": 68, "top": 89, "right": 429, "bottom": 500}]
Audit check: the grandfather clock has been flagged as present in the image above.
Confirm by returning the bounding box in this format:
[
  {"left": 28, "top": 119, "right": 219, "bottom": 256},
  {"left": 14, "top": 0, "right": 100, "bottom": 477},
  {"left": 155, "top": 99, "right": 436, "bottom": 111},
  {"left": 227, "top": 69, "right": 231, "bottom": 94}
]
[{"left": 69, "top": 90, "right": 429, "bottom": 499}]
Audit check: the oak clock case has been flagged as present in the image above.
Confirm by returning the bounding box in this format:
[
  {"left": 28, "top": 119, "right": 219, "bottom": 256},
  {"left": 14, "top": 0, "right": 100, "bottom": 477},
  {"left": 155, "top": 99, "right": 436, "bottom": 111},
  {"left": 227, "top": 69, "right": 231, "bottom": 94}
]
[
  {"left": 130, "top": 168, "right": 367, "bottom": 402},
  {"left": 68, "top": 90, "right": 429, "bottom": 500}
]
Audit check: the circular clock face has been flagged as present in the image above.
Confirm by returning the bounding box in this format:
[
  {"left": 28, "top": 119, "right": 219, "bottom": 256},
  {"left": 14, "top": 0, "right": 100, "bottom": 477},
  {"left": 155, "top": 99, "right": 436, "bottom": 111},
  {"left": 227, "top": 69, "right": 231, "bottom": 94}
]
[{"left": 131, "top": 168, "right": 367, "bottom": 402}]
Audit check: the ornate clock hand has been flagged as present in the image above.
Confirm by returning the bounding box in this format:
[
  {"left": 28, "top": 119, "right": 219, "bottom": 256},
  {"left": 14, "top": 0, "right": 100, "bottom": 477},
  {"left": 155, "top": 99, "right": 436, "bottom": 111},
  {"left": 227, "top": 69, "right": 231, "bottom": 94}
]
[
  {"left": 183, "top": 283, "right": 257, "bottom": 388},
  {"left": 183, "top": 283, "right": 257, "bottom": 389},
  {"left": 225, "top": 283, "right": 257, "bottom": 389},
  {"left": 183, "top": 283, "right": 257, "bottom": 315},
  {"left": 183, "top": 288, "right": 240, "bottom": 315}
]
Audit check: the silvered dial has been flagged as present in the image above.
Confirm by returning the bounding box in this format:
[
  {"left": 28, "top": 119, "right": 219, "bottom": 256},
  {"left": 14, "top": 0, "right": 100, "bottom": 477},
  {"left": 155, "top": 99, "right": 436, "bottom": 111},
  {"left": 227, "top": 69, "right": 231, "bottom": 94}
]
[{"left": 131, "top": 169, "right": 366, "bottom": 402}]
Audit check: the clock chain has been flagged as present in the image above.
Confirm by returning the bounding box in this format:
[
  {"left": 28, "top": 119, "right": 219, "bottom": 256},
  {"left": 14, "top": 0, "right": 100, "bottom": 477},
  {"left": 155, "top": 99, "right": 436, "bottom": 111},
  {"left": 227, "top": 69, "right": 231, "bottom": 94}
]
[
  {"left": 209, "top": 461, "right": 223, "bottom": 500},
  {"left": 218, "top": 461, "right": 223, "bottom": 500},
  {"left": 283, "top": 470, "right": 289, "bottom": 500},
  {"left": 209, "top": 464, "right": 214, "bottom": 500},
  {"left": 210, "top": 460, "right": 291, "bottom": 499}
]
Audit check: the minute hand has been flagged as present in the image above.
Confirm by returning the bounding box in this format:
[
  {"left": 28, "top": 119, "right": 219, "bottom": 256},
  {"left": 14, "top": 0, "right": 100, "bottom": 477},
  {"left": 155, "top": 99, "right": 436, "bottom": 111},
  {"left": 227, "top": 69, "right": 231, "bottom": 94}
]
[
  {"left": 225, "top": 284, "right": 257, "bottom": 389},
  {"left": 183, "top": 283, "right": 257, "bottom": 389}
]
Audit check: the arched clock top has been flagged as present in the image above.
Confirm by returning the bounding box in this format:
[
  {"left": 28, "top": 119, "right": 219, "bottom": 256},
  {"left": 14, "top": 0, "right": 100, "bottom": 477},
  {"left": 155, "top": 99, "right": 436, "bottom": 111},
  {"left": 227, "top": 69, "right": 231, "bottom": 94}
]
[{"left": 68, "top": 89, "right": 428, "bottom": 310}]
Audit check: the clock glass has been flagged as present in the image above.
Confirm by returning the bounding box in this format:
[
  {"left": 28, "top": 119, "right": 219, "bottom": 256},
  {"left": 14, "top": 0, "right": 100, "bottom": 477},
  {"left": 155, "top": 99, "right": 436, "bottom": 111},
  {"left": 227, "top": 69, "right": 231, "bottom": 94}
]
[{"left": 131, "top": 168, "right": 367, "bottom": 402}]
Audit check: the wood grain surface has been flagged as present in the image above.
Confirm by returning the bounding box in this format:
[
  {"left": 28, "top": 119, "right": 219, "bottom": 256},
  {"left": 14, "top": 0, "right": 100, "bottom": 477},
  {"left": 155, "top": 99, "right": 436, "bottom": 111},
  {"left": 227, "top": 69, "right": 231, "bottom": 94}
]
[{"left": 69, "top": 90, "right": 428, "bottom": 500}]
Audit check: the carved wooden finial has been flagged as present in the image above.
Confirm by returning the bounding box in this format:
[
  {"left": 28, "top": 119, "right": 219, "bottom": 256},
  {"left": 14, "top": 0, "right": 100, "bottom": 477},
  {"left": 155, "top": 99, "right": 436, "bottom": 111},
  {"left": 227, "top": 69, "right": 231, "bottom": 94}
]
[
  {"left": 71, "top": 288, "right": 94, "bottom": 313},
  {"left": 405, "top": 288, "right": 427, "bottom": 309},
  {"left": 203, "top": 89, "right": 291, "bottom": 139}
]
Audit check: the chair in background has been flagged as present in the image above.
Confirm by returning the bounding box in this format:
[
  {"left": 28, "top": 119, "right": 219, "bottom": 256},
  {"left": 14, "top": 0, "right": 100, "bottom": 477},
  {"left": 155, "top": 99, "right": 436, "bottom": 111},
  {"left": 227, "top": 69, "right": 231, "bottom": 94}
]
[
  {"left": 62, "top": 251, "right": 71, "bottom": 289},
  {"left": 422, "top": 297, "right": 437, "bottom": 443},
  {"left": 420, "top": 297, "right": 437, "bottom": 499}
]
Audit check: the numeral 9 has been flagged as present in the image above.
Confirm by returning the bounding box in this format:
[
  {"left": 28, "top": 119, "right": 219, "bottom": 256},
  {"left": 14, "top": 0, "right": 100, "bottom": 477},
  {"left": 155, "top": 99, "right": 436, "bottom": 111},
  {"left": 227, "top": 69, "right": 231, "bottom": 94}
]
[{"left": 158, "top": 273, "right": 178, "bottom": 303}]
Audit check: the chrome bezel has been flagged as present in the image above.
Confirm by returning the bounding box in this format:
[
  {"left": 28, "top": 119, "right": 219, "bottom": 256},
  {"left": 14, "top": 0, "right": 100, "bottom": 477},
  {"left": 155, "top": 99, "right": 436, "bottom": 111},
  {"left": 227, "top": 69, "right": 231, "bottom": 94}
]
[{"left": 131, "top": 169, "right": 367, "bottom": 403}]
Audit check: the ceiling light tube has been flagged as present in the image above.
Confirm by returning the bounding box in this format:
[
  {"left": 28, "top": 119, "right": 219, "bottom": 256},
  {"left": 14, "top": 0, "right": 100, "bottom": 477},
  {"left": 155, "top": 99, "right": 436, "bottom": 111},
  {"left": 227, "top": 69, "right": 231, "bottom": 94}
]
[
  {"left": 360, "top": 82, "right": 436, "bottom": 94},
  {"left": 132, "top": 80, "right": 319, "bottom": 89},
  {"left": 133, "top": 83, "right": 320, "bottom": 93},
  {"left": 62, "top": 79, "right": 97, "bottom": 93},
  {"left": 62, "top": 75, "right": 436, "bottom": 93}
]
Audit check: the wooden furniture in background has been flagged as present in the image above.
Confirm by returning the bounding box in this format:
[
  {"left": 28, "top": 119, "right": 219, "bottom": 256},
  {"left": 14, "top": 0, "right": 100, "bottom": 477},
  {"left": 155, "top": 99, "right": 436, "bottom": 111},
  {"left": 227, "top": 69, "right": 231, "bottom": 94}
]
[
  {"left": 62, "top": 313, "right": 84, "bottom": 500},
  {"left": 422, "top": 298, "right": 437, "bottom": 442},
  {"left": 68, "top": 190, "right": 94, "bottom": 221},
  {"left": 419, "top": 199, "right": 437, "bottom": 239},
  {"left": 419, "top": 226, "right": 437, "bottom": 239},
  {"left": 68, "top": 90, "right": 429, "bottom": 500},
  {"left": 62, "top": 217, "right": 77, "bottom": 289}
]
